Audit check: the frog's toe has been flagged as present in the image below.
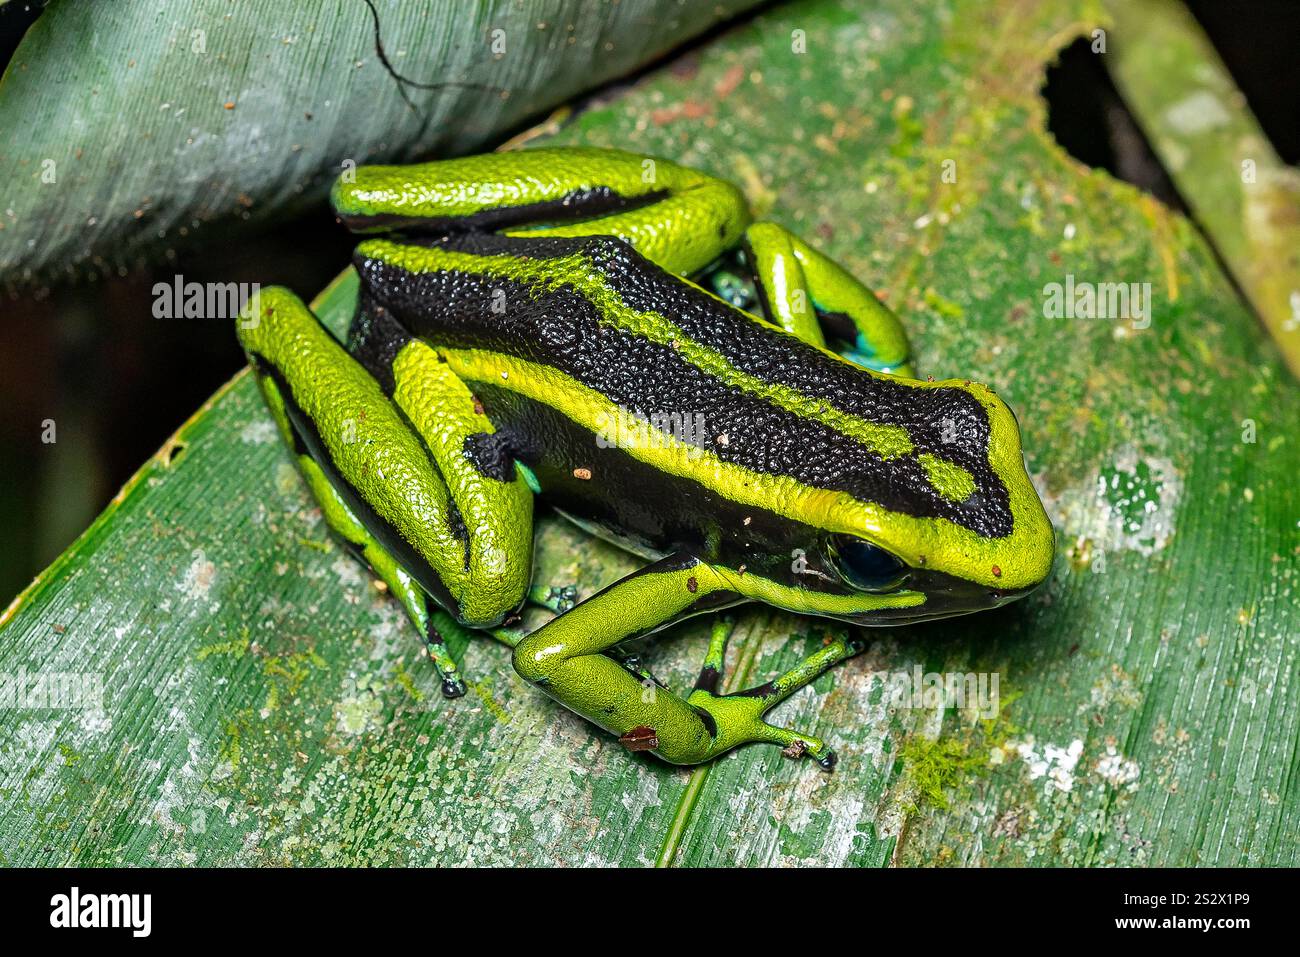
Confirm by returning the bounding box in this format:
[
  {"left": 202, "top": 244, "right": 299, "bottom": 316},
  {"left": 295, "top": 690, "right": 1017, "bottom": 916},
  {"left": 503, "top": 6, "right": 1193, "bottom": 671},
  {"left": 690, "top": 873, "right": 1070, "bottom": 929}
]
[
  {"left": 441, "top": 676, "right": 468, "bottom": 699},
  {"left": 770, "top": 725, "right": 837, "bottom": 770}
]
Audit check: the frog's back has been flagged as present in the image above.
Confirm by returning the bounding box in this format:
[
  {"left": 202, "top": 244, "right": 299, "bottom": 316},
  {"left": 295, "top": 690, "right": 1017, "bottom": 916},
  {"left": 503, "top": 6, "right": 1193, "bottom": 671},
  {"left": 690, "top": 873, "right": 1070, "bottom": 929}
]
[{"left": 348, "top": 232, "right": 1013, "bottom": 560}]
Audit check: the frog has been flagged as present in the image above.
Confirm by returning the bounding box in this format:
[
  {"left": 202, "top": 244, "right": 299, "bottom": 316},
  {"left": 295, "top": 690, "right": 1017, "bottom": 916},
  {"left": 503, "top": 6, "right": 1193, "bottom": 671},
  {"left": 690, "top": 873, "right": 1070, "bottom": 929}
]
[{"left": 236, "top": 146, "right": 1054, "bottom": 770}]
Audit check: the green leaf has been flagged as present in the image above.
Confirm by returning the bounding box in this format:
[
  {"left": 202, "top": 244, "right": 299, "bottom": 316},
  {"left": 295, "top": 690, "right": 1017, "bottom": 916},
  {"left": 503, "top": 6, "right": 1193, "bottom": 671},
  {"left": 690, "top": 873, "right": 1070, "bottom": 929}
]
[
  {"left": 0, "top": 0, "right": 759, "bottom": 287},
  {"left": 3, "top": 0, "right": 1298, "bottom": 866}
]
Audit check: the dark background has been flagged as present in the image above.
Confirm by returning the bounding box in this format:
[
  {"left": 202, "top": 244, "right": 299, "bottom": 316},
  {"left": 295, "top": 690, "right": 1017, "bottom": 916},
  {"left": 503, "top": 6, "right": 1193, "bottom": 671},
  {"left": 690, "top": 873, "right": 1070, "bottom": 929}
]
[{"left": 1, "top": 0, "right": 1297, "bottom": 604}]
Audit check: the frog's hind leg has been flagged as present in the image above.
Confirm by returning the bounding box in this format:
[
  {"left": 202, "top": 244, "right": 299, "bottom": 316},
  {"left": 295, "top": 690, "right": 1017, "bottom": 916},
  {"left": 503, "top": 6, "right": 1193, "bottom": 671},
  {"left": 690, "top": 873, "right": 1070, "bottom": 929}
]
[
  {"left": 237, "top": 288, "right": 534, "bottom": 697},
  {"left": 737, "top": 221, "right": 915, "bottom": 377},
  {"left": 332, "top": 147, "right": 752, "bottom": 278},
  {"left": 285, "top": 425, "right": 469, "bottom": 697},
  {"left": 502, "top": 158, "right": 751, "bottom": 278}
]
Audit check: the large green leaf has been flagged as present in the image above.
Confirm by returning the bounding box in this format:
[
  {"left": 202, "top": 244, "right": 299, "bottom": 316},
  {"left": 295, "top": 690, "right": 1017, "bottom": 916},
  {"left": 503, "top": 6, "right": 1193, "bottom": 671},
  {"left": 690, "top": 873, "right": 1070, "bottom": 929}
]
[
  {"left": 2, "top": 0, "right": 1297, "bottom": 866},
  {"left": 0, "top": 0, "right": 759, "bottom": 287}
]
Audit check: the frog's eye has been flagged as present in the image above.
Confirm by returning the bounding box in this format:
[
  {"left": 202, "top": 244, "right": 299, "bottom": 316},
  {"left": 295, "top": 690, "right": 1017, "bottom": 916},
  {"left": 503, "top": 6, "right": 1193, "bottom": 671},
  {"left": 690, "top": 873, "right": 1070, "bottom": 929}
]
[{"left": 830, "top": 536, "right": 908, "bottom": 592}]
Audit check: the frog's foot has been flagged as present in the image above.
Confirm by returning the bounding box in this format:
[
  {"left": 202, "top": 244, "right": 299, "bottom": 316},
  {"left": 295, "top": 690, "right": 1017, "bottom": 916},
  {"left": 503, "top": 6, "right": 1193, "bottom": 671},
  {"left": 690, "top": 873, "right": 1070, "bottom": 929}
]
[
  {"left": 528, "top": 582, "right": 579, "bottom": 615},
  {"left": 422, "top": 625, "right": 466, "bottom": 698},
  {"left": 613, "top": 652, "right": 669, "bottom": 690},
  {"left": 415, "top": 610, "right": 467, "bottom": 698},
  {"left": 685, "top": 631, "right": 866, "bottom": 770},
  {"left": 686, "top": 687, "right": 840, "bottom": 770}
]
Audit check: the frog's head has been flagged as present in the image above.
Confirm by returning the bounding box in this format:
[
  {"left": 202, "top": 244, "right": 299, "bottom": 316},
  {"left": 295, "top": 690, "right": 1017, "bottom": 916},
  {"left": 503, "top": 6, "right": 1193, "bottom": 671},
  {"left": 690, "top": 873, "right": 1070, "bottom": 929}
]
[{"left": 762, "top": 374, "right": 1054, "bottom": 626}]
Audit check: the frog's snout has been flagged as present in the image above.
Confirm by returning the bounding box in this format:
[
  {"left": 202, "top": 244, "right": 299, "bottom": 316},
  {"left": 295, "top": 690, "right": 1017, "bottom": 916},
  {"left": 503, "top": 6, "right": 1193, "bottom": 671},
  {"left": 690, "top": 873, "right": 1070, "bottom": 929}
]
[{"left": 987, "top": 583, "right": 1036, "bottom": 606}]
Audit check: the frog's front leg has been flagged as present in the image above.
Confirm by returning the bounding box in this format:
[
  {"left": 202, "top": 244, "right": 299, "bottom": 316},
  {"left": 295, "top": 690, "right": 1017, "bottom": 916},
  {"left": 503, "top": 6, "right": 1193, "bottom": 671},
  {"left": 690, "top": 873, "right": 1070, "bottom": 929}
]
[
  {"left": 742, "top": 221, "right": 915, "bottom": 376},
  {"left": 237, "top": 288, "right": 534, "bottom": 695},
  {"left": 512, "top": 555, "right": 851, "bottom": 768}
]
